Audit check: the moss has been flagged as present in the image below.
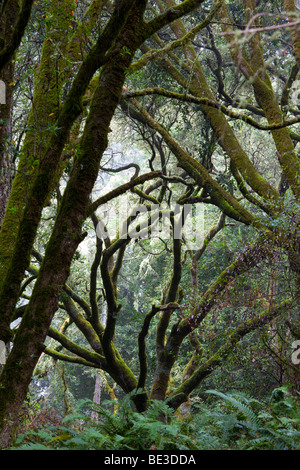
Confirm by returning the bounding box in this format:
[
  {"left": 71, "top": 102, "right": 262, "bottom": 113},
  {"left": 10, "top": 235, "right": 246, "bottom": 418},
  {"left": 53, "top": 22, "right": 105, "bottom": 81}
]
[
  {"left": 140, "top": 34, "right": 279, "bottom": 204},
  {"left": 130, "top": 97, "right": 266, "bottom": 227},
  {"left": 217, "top": 0, "right": 300, "bottom": 198},
  {"left": 0, "top": 0, "right": 76, "bottom": 285},
  {"left": 0, "top": 0, "right": 115, "bottom": 339},
  {"left": 284, "top": 0, "right": 300, "bottom": 69},
  {"left": 167, "top": 299, "right": 291, "bottom": 411},
  {"left": 1, "top": 4, "right": 150, "bottom": 421}
]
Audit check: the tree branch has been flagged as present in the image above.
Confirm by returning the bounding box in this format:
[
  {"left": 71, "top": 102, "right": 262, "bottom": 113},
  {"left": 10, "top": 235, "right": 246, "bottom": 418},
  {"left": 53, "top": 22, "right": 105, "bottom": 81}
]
[
  {"left": 88, "top": 171, "right": 162, "bottom": 215},
  {"left": 45, "top": 348, "right": 103, "bottom": 368},
  {"left": 167, "top": 298, "right": 293, "bottom": 410},
  {"left": 144, "top": 0, "right": 207, "bottom": 38},
  {"left": 137, "top": 302, "right": 181, "bottom": 390},
  {"left": 0, "top": 0, "right": 34, "bottom": 72},
  {"left": 124, "top": 87, "right": 300, "bottom": 130},
  {"left": 47, "top": 326, "right": 106, "bottom": 367}
]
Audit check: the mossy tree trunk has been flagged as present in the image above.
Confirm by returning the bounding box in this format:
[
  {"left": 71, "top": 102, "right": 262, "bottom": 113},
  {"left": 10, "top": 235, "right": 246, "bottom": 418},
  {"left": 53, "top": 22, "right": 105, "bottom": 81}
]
[
  {"left": 0, "top": 0, "right": 34, "bottom": 75},
  {"left": 0, "top": 61, "right": 14, "bottom": 227},
  {"left": 0, "top": 0, "right": 212, "bottom": 447},
  {"left": 0, "top": 0, "right": 145, "bottom": 447},
  {"left": 0, "top": 0, "right": 20, "bottom": 224}
]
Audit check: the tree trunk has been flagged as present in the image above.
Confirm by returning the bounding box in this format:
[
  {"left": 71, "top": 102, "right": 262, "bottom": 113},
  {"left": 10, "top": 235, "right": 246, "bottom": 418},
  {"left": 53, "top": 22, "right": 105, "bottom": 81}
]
[
  {"left": 0, "top": 1, "right": 147, "bottom": 447},
  {"left": 91, "top": 372, "right": 103, "bottom": 423},
  {"left": 0, "top": 60, "right": 14, "bottom": 226},
  {"left": 91, "top": 304, "right": 107, "bottom": 422}
]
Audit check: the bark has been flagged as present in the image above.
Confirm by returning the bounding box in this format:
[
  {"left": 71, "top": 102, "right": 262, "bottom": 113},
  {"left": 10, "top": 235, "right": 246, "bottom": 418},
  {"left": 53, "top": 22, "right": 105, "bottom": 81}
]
[
  {"left": 91, "top": 371, "right": 103, "bottom": 423},
  {"left": 0, "top": 0, "right": 34, "bottom": 73},
  {"left": 0, "top": 0, "right": 298, "bottom": 446},
  {"left": 150, "top": 235, "right": 275, "bottom": 401},
  {"left": 0, "top": 60, "right": 14, "bottom": 226},
  {"left": 0, "top": 0, "right": 148, "bottom": 446},
  {"left": 167, "top": 299, "right": 292, "bottom": 410},
  {"left": 0, "top": 0, "right": 130, "bottom": 344}
]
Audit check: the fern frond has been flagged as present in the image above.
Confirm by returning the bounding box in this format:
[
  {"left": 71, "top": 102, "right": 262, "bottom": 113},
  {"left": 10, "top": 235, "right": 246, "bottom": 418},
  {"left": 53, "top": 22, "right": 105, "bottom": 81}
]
[{"left": 205, "top": 390, "right": 263, "bottom": 428}]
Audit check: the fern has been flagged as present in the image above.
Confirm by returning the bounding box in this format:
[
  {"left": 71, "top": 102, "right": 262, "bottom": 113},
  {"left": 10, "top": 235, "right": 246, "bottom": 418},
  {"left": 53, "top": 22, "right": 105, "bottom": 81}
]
[
  {"left": 205, "top": 390, "right": 263, "bottom": 427},
  {"left": 13, "top": 398, "right": 217, "bottom": 450},
  {"left": 205, "top": 389, "right": 300, "bottom": 450},
  {"left": 11, "top": 387, "right": 300, "bottom": 450}
]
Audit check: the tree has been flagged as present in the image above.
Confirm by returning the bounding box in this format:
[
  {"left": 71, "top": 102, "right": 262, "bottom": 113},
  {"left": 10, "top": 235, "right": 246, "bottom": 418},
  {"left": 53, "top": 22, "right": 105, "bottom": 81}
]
[
  {"left": 119, "top": 0, "right": 300, "bottom": 405},
  {"left": 0, "top": 0, "right": 34, "bottom": 75},
  {"left": 0, "top": 0, "right": 299, "bottom": 448},
  {"left": 0, "top": 0, "right": 223, "bottom": 447}
]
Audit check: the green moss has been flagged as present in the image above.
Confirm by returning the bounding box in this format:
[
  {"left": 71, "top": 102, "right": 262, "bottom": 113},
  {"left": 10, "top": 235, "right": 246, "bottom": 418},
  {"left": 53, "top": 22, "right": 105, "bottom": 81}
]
[{"left": 0, "top": 0, "right": 77, "bottom": 285}]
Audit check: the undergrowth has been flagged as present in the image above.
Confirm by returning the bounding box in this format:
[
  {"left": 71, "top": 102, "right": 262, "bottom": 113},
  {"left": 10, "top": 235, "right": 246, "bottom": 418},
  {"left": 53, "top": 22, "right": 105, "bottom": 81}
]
[{"left": 10, "top": 386, "right": 300, "bottom": 450}]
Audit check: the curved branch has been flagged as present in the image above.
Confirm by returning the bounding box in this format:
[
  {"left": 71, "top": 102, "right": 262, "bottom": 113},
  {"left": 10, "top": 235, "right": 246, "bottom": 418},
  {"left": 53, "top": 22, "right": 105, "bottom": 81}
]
[
  {"left": 167, "top": 298, "right": 293, "bottom": 410},
  {"left": 182, "top": 236, "right": 275, "bottom": 334},
  {"left": 89, "top": 215, "right": 103, "bottom": 328},
  {"left": 48, "top": 326, "right": 106, "bottom": 367},
  {"left": 88, "top": 171, "right": 162, "bottom": 215},
  {"left": 144, "top": 0, "right": 207, "bottom": 38},
  {"left": 124, "top": 87, "right": 300, "bottom": 130}
]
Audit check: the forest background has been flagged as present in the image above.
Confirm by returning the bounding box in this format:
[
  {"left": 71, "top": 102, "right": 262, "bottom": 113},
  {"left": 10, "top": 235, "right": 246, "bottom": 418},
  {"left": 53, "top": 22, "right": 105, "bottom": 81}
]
[{"left": 0, "top": 0, "right": 300, "bottom": 450}]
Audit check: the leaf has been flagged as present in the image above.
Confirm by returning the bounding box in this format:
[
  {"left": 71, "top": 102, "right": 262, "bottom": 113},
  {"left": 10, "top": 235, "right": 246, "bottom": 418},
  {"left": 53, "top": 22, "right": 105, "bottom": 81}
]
[
  {"left": 205, "top": 390, "right": 263, "bottom": 428},
  {"left": 48, "top": 432, "right": 73, "bottom": 443},
  {"left": 14, "top": 443, "right": 53, "bottom": 450}
]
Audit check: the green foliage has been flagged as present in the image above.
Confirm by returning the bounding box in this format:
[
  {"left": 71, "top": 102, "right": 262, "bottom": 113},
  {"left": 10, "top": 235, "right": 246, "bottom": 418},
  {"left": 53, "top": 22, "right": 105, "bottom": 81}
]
[
  {"left": 2, "top": 0, "right": 300, "bottom": 448},
  {"left": 12, "top": 398, "right": 218, "bottom": 450},
  {"left": 204, "top": 387, "right": 300, "bottom": 450},
  {"left": 11, "top": 387, "right": 300, "bottom": 450}
]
